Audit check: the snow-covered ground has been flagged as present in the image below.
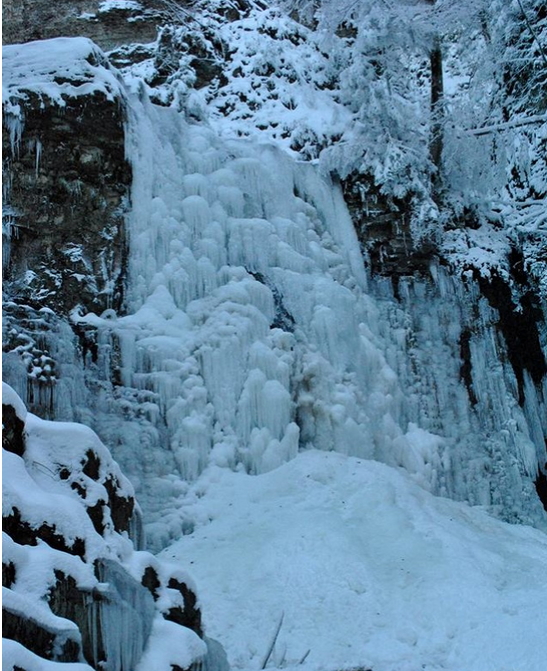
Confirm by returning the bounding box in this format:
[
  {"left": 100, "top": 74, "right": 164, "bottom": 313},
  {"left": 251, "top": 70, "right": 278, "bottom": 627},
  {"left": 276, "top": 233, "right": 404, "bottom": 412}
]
[{"left": 162, "top": 451, "right": 547, "bottom": 671}]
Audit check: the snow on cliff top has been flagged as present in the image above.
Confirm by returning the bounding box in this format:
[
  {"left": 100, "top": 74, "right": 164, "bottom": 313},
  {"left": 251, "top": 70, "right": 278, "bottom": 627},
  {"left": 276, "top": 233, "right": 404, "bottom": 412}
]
[
  {"left": 2, "top": 37, "right": 124, "bottom": 112},
  {"left": 164, "top": 450, "right": 547, "bottom": 671}
]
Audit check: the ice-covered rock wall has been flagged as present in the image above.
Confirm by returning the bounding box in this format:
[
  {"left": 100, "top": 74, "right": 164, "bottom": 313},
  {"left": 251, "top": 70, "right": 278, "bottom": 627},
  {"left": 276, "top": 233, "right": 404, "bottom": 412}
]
[{"left": 369, "top": 271, "right": 547, "bottom": 523}]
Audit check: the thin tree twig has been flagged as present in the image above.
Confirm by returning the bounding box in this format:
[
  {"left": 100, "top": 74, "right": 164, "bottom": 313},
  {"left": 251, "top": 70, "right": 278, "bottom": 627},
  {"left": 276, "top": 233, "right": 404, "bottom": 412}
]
[
  {"left": 515, "top": 0, "right": 547, "bottom": 68},
  {"left": 463, "top": 113, "right": 547, "bottom": 136},
  {"left": 298, "top": 649, "right": 311, "bottom": 665},
  {"left": 154, "top": 0, "right": 208, "bottom": 29},
  {"left": 261, "top": 612, "right": 284, "bottom": 670}
]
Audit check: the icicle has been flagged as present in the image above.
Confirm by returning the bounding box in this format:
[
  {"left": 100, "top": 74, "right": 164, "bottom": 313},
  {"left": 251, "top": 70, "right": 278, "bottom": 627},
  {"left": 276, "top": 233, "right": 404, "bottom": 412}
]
[
  {"left": 4, "top": 109, "right": 24, "bottom": 155},
  {"left": 34, "top": 138, "right": 42, "bottom": 178},
  {"left": 94, "top": 559, "right": 155, "bottom": 671},
  {"left": 129, "top": 505, "right": 146, "bottom": 551},
  {"left": 2, "top": 208, "right": 19, "bottom": 269}
]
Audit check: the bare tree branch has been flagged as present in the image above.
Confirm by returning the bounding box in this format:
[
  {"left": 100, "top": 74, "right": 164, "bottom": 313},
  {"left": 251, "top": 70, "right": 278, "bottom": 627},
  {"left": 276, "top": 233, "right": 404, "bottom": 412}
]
[
  {"left": 261, "top": 612, "right": 284, "bottom": 670},
  {"left": 515, "top": 0, "right": 547, "bottom": 68}
]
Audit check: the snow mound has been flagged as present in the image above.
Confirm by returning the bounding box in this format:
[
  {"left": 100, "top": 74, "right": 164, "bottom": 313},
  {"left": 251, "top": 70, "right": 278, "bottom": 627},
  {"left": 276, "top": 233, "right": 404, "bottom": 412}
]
[
  {"left": 2, "top": 638, "right": 93, "bottom": 671},
  {"left": 163, "top": 450, "right": 547, "bottom": 671}
]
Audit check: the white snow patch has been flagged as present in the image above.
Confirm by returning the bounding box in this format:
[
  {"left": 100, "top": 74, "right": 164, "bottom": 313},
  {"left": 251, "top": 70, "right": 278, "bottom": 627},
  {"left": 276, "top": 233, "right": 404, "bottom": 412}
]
[
  {"left": 134, "top": 617, "right": 207, "bottom": 671},
  {"left": 162, "top": 451, "right": 547, "bottom": 671},
  {"left": 98, "top": 0, "right": 142, "bottom": 13},
  {"left": 3, "top": 638, "right": 93, "bottom": 671}
]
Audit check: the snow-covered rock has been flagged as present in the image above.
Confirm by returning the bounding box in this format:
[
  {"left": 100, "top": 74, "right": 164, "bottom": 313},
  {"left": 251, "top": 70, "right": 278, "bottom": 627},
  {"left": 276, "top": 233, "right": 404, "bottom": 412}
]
[{"left": 2, "top": 383, "right": 213, "bottom": 671}]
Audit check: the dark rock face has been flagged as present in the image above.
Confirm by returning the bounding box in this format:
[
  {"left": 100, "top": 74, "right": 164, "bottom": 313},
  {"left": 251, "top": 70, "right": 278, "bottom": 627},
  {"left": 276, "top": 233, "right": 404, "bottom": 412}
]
[
  {"left": 535, "top": 469, "right": 547, "bottom": 512},
  {"left": 3, "top": 90, "right": 131, "bottom": 317},
  {"left": 2, "top": 606, "right": 82, "bottom": 663},
  {"left": 458, "top": 327, "right": 478, "bottom": 407},
  {"left": 3, "top": 507, "right": 87, "bottom": 559},
  {"left": 104, "top": 475, "right": 135, "bottom": 533},
  {"left": 2, "top": 561, "right": 17, "bottom": 589},
  {"left": 165, "top": 577, "right": 203, "bottom": 637},
  {"left": 341, "top": 173, "right": 436, "bottom": 279},
  {"left": 141, "top": 565, "right": 161, "bottom": 600},
  {"left": 476, "top": 267, "right": 547, "bottom": 405},
  {"left": 2, "top": 0, "right": 161, "bottom": 50},
  {"left": 2, "top": 402, "right": 26, "bottom": 456}
]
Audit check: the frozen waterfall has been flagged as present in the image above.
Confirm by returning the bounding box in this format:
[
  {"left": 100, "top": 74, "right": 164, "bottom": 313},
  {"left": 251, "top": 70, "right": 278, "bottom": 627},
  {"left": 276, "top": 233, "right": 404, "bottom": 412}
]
[
  {"left": 60, "top": 90, "right": 546, "bottom": 550},
  {"left": 2, "top": 58, "right": 545, "bottom": 550}
]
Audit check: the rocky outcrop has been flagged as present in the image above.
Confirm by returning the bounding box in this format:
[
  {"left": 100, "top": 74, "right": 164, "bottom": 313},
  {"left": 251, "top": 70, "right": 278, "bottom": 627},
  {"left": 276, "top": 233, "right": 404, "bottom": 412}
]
[
  {"left": 341, "top": 172, "right": 437, "bottom": 279},
  {"left": 2, "top": 38, "right": 133, "bottom": 424},
  {"left": 2, "top": 401, "right": 25, "bottom": 457},
  {"left": 341, "top": 171, "right": 547, "bottom": 518},
  {"left": 48, "top": 561, "right": 156, "bottom": 671},
  {"left": 3, "top": 39, "right": 131, "bottom": 317},
  {"left": 3, "top": 604, "right": 82, "bottom": 664},
  {"left": 2, "top": 0, "right": 162, "bottom": 51},
  {"left": 2, "top": 383, "right": 215, "bottom": 671}
]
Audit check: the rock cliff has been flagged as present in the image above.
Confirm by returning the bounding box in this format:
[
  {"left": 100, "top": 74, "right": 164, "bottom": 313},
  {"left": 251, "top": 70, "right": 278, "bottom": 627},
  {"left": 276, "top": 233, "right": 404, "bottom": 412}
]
[{"left": 3, "top": 38, "right": 130, "bottom": 316}]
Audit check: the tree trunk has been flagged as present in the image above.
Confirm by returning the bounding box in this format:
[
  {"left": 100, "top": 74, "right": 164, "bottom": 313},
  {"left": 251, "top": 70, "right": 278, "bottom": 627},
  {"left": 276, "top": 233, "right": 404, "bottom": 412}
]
[{"left": 425, "top": 0, "right": 444, "bottom": 201}]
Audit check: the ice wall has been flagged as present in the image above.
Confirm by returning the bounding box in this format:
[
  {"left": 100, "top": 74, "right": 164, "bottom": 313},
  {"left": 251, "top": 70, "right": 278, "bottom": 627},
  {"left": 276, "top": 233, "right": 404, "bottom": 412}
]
[
  {"left": 74, "top": 98, "right": 390, "bottom": 547},
  {"left": 67, "top": 91, "right": 546, "bottom": 549},
  {"left": 369, "top": 271, "right": 547, "bottom": 525}
]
